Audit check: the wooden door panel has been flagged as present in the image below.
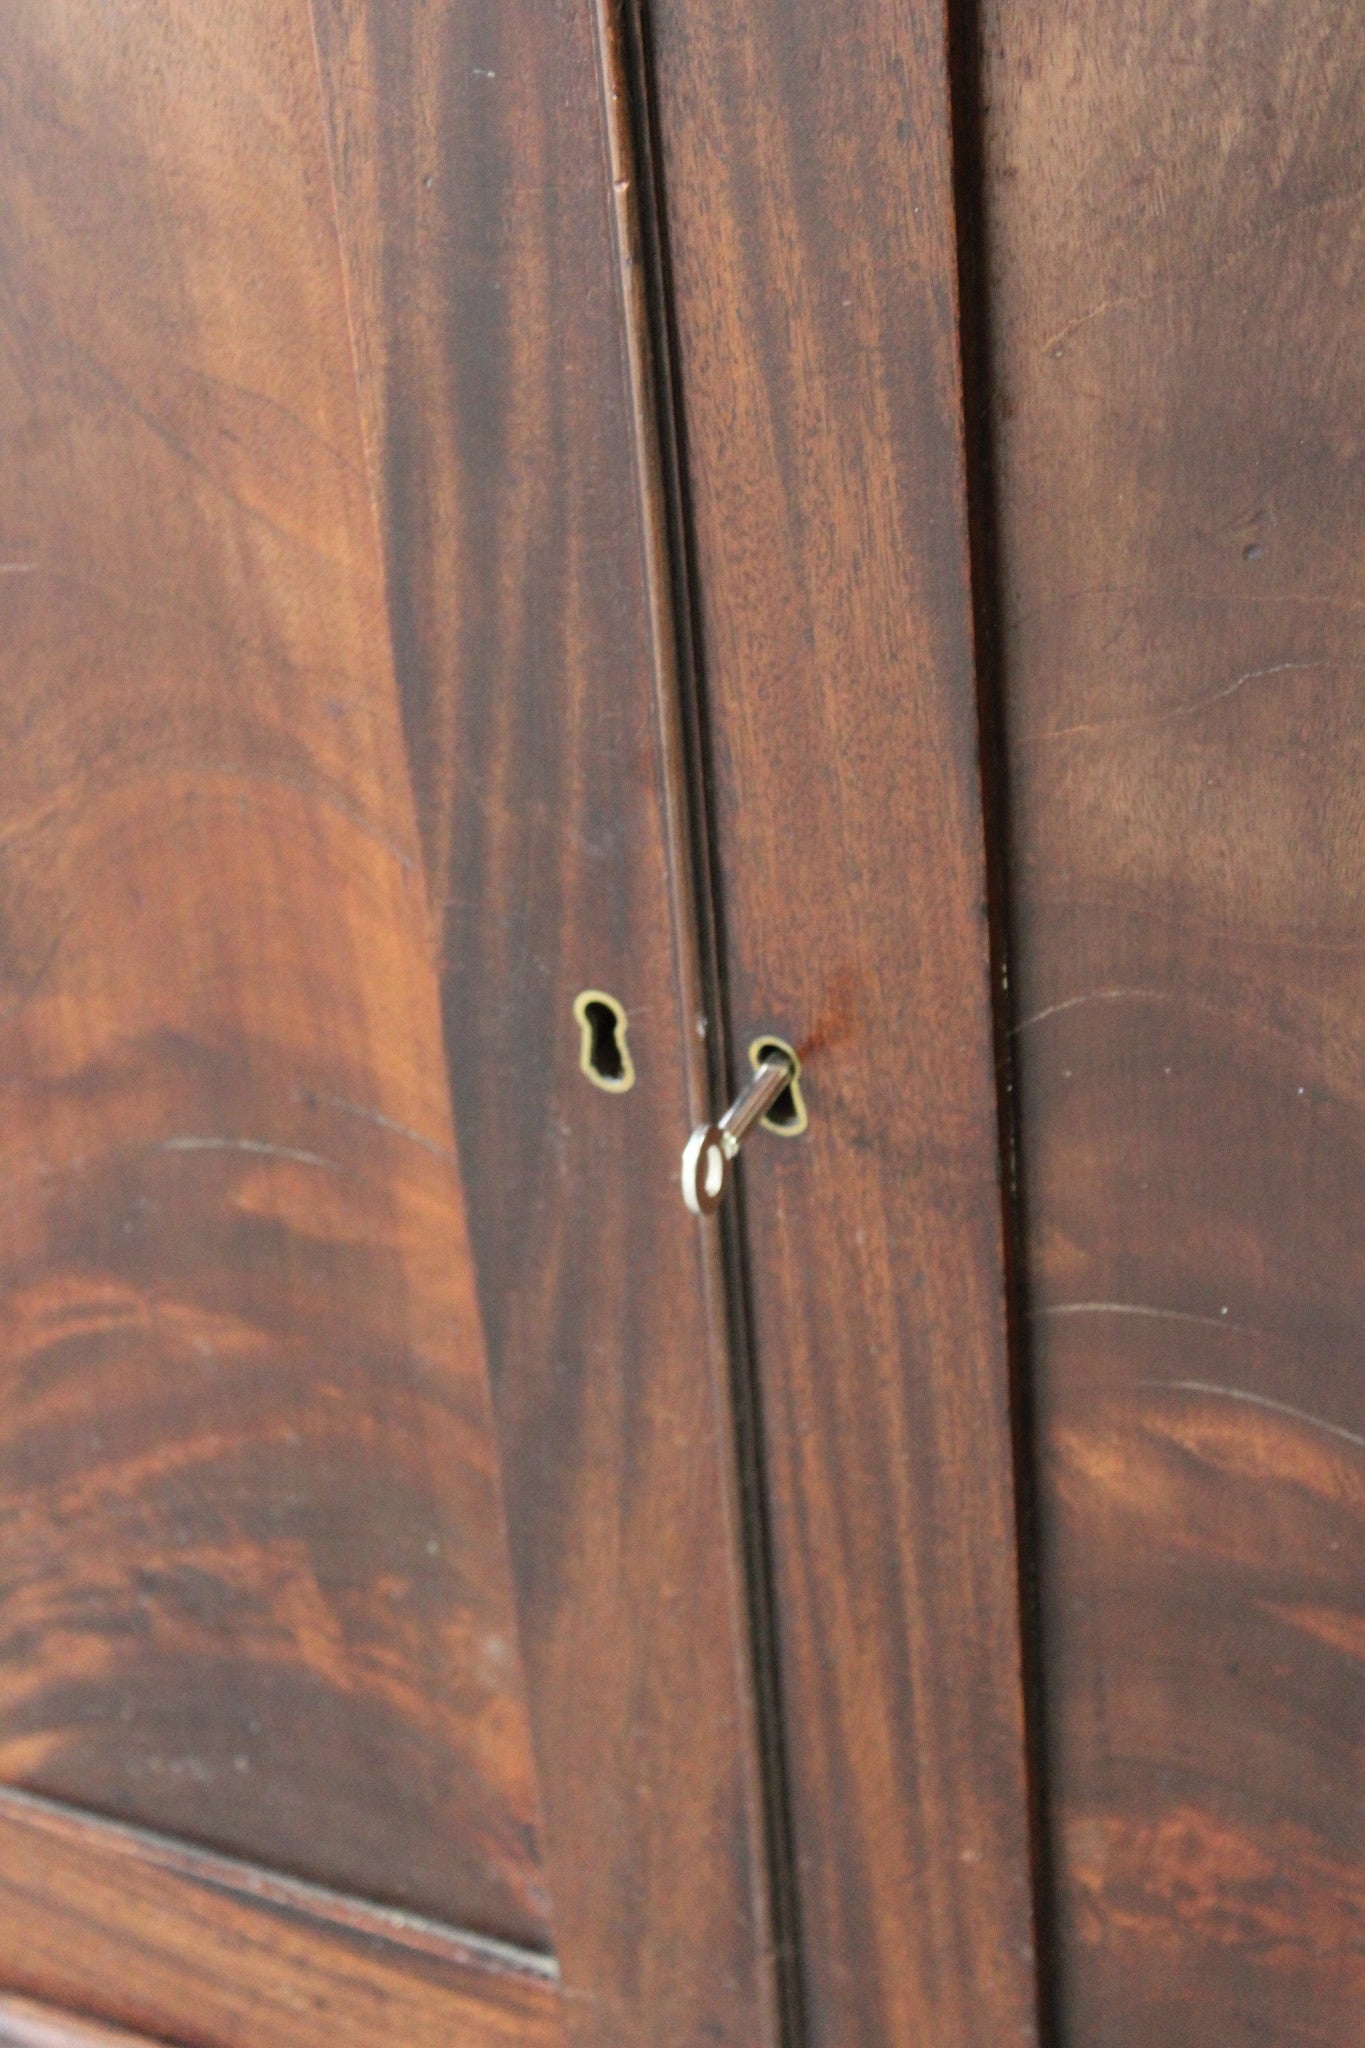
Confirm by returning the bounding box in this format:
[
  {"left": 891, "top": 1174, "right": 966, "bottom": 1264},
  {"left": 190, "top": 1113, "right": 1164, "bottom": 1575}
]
[
  {"left": 644, "top": 4, "right": 1040, "bottom": 2045},
  {"left": 0, "top": 0, "right": 553, "bottom": 1976},
  {"left": 979, "top": 0, "right": 1365, "bottom": 2038},
  {"left": 306, "top": 3, "right": 783, "bottom": 2044}
]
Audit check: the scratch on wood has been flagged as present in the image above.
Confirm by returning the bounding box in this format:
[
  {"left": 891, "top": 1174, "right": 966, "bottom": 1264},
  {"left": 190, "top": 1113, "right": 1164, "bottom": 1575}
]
[
  {"left": 158, "top": 1137, "right": 342, "bottom": 1172},
  {"left": 1143, "top": 1380, "right": 1365, "bottom": 1454},
  {"left": 1034, "top": 1301, "right": 1260, "bottom": 1336},
  {"left": 1030, "top": 659, "right": 1346, "bottom": 741},
  {"left": 1010, "top": 988, "right": 1172, "bottom": 1034},
  {"left": 298, "top": 1089, "right": 454, "bottom": 1161},
  {"left": 1039, "top": 181, "right": 1365, "bottom": 356}
]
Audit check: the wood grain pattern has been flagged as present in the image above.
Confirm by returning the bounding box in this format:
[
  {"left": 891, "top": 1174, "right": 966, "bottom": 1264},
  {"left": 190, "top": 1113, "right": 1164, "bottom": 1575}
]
[
  {"left": 0, "top": 1788, "right": 562, "bottom": 2048},
  {"left": 978, "top": 0, "right": 1365, "bottom": 2038},
  {"left": 645, "top": 4, "right": 1041, "bottom": 2045},
  {"left": 306, "top": 4, "right": 780, "bottom": 2044},
  {"left": 0, "top": 0, "right": 552, "bottom": 1955}
]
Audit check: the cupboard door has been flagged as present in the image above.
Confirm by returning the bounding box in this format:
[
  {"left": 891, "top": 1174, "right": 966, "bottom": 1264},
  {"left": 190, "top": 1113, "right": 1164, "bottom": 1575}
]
[
  {"left": 0, "top": 1, "right": 563, "bottom": 2039},
  {"left": 980, "top": 0, "right": 1365, "bottom": 2039},
  {"left": 643, "top": 3, "right": 1041, "bottom": 2045},
  {"left": 305, "top": 2, "right": 784, "bottom": 2044}
]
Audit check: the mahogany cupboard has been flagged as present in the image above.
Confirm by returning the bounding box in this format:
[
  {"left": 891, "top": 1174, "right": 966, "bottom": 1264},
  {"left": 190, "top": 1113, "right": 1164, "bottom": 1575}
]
[{"left": 0, "top": 1, "right": 1359, "bottom": 2045}]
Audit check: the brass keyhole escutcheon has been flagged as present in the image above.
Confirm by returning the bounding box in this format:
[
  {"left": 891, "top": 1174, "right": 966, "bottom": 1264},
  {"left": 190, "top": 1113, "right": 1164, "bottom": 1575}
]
[
  {"left": 747, "top": 1035, "right": 807, "bottom": 1136},
  {"left": 573, "top": 989, "right": 635, "bottom": 1093}
]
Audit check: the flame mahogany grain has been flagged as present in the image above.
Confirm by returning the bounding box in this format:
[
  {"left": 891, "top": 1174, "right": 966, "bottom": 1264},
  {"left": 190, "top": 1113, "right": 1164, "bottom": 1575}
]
[
  {"left": 980, "top": 1, "right": 1365, "bottom": 2039},
  {"left": 0, "top": 0, "right": 559, "bottom": 2016}
]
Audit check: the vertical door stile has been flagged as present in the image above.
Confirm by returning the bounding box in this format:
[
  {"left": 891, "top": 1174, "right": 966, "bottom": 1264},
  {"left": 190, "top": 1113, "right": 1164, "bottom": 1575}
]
[
  {"left": 640, "top": 0, "right": 1046, "bottom": 2044},
  {"left": 586, "top": 6, "right": 805, "bottom": 2043}
]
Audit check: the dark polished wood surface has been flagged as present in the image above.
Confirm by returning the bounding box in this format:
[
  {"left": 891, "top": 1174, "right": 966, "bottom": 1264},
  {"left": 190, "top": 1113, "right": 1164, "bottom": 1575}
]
[
  {"left": 980, "top": 0, "right": 1365, "bottom": 2038},
  {"left": 646, "top": 3, "right": 1040, "bottom": 2044},
  {"left": 307, "top": 2, "right": 780, "bottom": 2043},
  {"left": 0, "top": 0, "right": 551, "bottom": 1962},
  {"left": 6, "top": 0, "right": 1359, "bottom": 2039},
  {"left": 0, "top": 1788, "right": 563, "bottom": 2048}
]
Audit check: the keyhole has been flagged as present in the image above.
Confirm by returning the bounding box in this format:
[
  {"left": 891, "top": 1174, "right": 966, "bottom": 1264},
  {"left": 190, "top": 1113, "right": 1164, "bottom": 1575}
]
[
  {"left": 750, "top": 1036, "right": 807, "bottom": 1135},
  {"left": 574, "top": 990, "right": 635, "bottom": 1093}
]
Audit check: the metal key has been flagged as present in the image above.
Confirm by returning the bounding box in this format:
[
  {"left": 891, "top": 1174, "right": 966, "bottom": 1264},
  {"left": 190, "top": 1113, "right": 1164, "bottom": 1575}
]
[{"left": 681, "top": 1055, "right": 794, "bottom": 1215}]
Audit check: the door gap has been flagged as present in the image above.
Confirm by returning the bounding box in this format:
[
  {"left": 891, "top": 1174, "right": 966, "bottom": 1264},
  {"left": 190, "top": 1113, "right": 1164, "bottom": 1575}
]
[
  {"left": 591, "top": 7, "right": 810, "bottom": 2045},
  {"left": 945, "top": 0, "right": 1060, "bottom": 2037}
]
